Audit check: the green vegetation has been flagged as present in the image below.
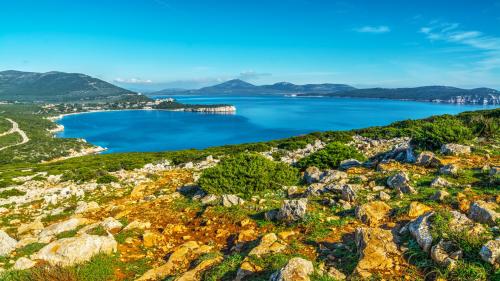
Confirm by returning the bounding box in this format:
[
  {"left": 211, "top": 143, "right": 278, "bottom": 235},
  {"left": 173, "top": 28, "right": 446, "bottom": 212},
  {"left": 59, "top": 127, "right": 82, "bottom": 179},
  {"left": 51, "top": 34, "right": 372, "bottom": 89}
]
[
  {"left": 296, "top": 142, "right": 365, "bottom": 170},
  {"left": 198, "top": 153, "right": 300, "bottom": 198},
  {"left": 202, "top": 253, "right": 244, "bottom": 281},
  {"left": 0, "top": 188, "right": 25, "bottom": 199}
]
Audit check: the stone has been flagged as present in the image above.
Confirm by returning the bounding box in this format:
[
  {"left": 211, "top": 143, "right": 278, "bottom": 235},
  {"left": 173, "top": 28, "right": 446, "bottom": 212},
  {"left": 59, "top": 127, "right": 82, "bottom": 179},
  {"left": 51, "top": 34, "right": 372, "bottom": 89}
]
[
  {"left": 287, "top": 186, "right": 301, "bottom": 198},
  {"left": 270, "top": 257, "right": 314, "bottom": 281},
  {"left": 221, "top": 194, "right": 245, "bottom": 207},
  {"left": 123, "top": 220, "right": 151, "bottom": 231},
  {"left": 74, "top": 201, "right": 100, "bottom": 214},
  {"left": 13, "top": 257, "right": 36, "bottom": 270},
  {"left": 440, "top": 143, "right": 471, "bottom": 155},
  {"left": 430, "top": 190, "right": 450, "bottom": 202},
  {"left": 468, "top": 201, "right": 500, "bottom": 226},
  {"left": 143, "top": 231, "right": 163, "bottom": 248},
  {"left": 200, "top": 194, "right": 220, "bottom": 206},
  {"left": 324, "top": 265, "right": 346, "bottom": 280},
  {"left": 439, "top": 164, "right": 459, "bottom": 176},
  {"left": 355, "top": 201, "right": 392, "bottom": 226},
  {"left": 341, "top": 185, "right": 356, "bottom": 202},
  {"left": 415, "top": 151, "right": 441, "bottom": 167},
  {"left": 387, "top": 172, "right": 416, "bottom": 194},
  {"left": 320, "top": 170, "right": 348, "bottom": 183},
  {"left": 101, "top": 217, "right": 123, "bottom": 233},
  {"left": 379, "top": 191, "right": 391, "bottom": 201},
  {"left": 430, "top": 177, "right": 453, "bottom": 188},
  {"left": 409, "top": 212, "right": 434, "bottom": 253},
  {"left": 32, "top": 234, "right": 117, "bottom": 266},
  {"left": 480, "top": 238, "right": 500, "bottom": 265},
  {"left": 354, "top": 227, "right": 400, "bottom": 278},
  {"left": 431, "top": 240, "right": 463, "bottom": 269},
  {"left": 264, "top": 209, "right": 278, "bottom": 221},
  {"left": 0, "top": 230, "right": 17, "bottom": 257},
  {"left": 408, "top": 202, "right": 433, "bottom": 219},
  {"left": 490, "top": 167, "right": 500, "bottom": 176},
  {"left": 304, "top": 167, "right": 323, "bottom": 184},
  {"left": 339, "top": 159, "right": 362, "bottom": 170},
  {"left": 38, "top": 218, "right": 90, "bottom": 240},
  {"left": 248, "top": 233, "right": 287, "bottom": 257},
  {"left": 17, "top": 220, "right": 44, "bottom": 236},
  {"left": 176, "top": 255, "right": 223, "bottom": 281},
  {"left": 306, "top": 183, "right": 326, "bottom": 197},
  {"left": 276, "top": 199, "right": 308, "bottom": 223}
]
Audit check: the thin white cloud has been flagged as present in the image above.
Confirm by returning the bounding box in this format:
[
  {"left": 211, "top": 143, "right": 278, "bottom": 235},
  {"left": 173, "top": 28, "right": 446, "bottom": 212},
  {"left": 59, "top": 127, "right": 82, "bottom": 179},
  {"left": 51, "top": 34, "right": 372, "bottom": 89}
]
[
  {"left": 420, "top": 22, "right": 500, "bottom": 70},
  {"left": 237, "top": 70, "right": 271, "bottom": 80},
  {"left": 114, "top": 78, "right": 153, "bottom": 84},
  {"left": 355, "top": 25, "right": 390, "bottom": 34}
]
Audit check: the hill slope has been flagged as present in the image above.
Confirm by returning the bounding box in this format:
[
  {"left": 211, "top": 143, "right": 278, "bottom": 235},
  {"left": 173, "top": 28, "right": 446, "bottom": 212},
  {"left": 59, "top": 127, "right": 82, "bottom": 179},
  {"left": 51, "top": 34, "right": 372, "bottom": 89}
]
[{"left": 0, "top": 70, "right": 138, "bottom": 102}]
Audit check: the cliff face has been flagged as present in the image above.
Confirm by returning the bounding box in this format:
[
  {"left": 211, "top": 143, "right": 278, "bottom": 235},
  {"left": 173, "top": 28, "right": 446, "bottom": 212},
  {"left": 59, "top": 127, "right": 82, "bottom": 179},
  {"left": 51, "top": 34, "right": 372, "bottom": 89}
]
[
  {"left": 178, "top": 105, "right": 237, "bottom": 112},
  {"left": 434, "top": 95, "right": 500, "bottom": 105}
]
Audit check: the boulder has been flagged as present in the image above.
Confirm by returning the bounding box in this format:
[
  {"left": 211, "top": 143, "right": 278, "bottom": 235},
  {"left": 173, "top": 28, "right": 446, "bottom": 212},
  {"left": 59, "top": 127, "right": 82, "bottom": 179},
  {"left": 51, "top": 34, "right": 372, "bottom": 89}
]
[
  {"left": 200, "top": 194, "right": 220, "bottom": 206},
  {"left": 176, "top": 255, "right": 223, "bottom": 281},
  {"left": 439, "top": 164, "right": 459, "bottom": 176},
  {"left": 409, "top": 212, "right": 434, "bottom": 253},
  {"left": 354, "top": 227, "right": 400, "bottom": 278},
  {"left": 431, "top": 240, "right": 463, "bottom": 269},
  {"left": 387, "top": 172, "right": 416, "bottom": 194},
  {"left": 430, "top": 190, "right": 450, "bottom": 202},
  {"left": 276, "top": 199, "right": 308, "bottom": 223},
  {"left": 101, "top": 217, "right": 123, "bottom": 233},
  {"left": 339, "top": 159, "right": 362, "bottom": 170},
  {"left": 270, "top": 257, "right": 314, "bottom": 281},
  {"left": 143, "top": 231, "right": 163, "bottom": 248},
  {"left": 379, "top": 191, "right": 391, "bottom": 201},
  {"left": 304, "top": 167, "right": 323, "bottom": 184},
  {"left": 440, "top": 144, "right": 471, "bottom": 156},
  {"left": 480, "top": 238, "right": 500, "bottom": 265},
  {"left": 0, "top": 230, "right": 17, "bottom": 257},
  {"left": 415, "top": 151, "right": 441, "bottom": 167},
  {"left": 17, "top": 220, "right": 44, "bottom": 236},
  {"left": 490, "top": 167, "right": 500, "bottom": 176},
  {"left": 13, "top": 257, "right": 36, "bottom": 270},
  {"left": 248, "top": 233, "right": 287, "bottom": 257},
  {"left": 38, "top": 218, "right": 90, "bottom": 241},
  {"left": 306, "top": 183, "right": 327, "bottom": 197},
  {"left": 468, "top": 201, "right": 500, "bottom": 226},
  {"left": 408, "top": 202, "right": 433, "bottom": 219},
  {"left": 341, "top": 185, "right": 356, "bottom": 202},
  {"left": 355, "top": 201, "right": 392, "bottom": 226},
  {"left": 320, "top": 170, "right": 348, "bottom": 184},
  {"left": 74, "top": 201, "right": 100, "bottom": 214},
  {"left": 32, "top": 234, "right": 117, "bottom": 266},
  {"left": 430, "top": 177, "right": 453, "bottom": 188},
  {"left": 221, "top": 194, "right": 245, "bottom": 207}
]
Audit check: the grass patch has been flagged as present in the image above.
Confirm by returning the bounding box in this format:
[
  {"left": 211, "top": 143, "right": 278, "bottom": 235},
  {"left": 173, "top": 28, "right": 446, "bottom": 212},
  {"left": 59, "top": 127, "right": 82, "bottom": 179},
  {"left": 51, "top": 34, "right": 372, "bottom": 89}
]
[
  {"left": 0, "top": 189, "right": 26, "bottom": 199},
  {"left": 296, "top": 142, "right": 365, "bottom": 170},
  {"left": 202, "top": 253, "right": 244, "bottom": 281}
]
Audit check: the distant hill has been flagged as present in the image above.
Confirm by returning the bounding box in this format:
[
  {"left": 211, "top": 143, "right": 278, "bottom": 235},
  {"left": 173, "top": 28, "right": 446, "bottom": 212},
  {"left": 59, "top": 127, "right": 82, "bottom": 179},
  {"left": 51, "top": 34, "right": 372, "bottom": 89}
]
[
  {"left": 0, "top": 70, "right": 141, "bottom": 102},
  {"left": 297, "top": 86, "right": 500, "bottom": 105},
  {"left": 153, "top": 79, "right": 355, "bottom": 95}
]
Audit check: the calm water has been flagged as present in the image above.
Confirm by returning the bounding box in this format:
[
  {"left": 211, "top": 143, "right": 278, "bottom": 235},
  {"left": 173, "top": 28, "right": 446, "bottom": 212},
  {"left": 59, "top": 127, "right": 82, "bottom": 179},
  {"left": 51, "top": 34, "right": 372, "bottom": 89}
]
[{"left": 56, "top": 96, "right": 496, "bottom": 153}]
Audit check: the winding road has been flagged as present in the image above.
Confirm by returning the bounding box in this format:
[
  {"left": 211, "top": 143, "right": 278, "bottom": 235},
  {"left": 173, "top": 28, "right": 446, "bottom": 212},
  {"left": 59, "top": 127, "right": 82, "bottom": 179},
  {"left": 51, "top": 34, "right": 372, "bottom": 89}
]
[{"left": 0, "top": 118, "right": 30, "bottom": 151}]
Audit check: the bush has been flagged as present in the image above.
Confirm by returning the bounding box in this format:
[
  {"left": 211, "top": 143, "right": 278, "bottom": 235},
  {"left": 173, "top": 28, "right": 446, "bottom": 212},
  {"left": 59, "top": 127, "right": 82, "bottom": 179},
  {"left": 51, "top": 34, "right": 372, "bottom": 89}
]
[
  {"left": 296, "top": 142, "right": 365, "bottom": 170},
  {"left": 198, "top": 153, "right": 299, "bottom": 198},
  {"left": 96, "top": 174, "right": 118, "bottom": 184}
]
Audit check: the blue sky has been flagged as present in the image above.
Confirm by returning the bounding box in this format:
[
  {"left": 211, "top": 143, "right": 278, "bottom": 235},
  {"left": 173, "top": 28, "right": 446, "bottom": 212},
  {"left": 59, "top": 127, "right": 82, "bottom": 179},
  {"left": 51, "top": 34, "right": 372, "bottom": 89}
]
[{"left": 1, "top": 0, "right": 500, "bottom": 90}]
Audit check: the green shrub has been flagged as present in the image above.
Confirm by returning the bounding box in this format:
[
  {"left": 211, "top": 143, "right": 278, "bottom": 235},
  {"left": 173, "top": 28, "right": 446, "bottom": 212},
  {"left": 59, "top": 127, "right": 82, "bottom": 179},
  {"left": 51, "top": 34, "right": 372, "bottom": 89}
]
[
  {"left": 198, "top": 153, "right": 299, "bottom": 198},
  {"left": 296, "top": 142, "right": 365, "bottom": 170},
  {"left": 96, "top": 174, "right": 118, "bottom": 184},
  {"left": 0, "top": 188, "right": 26, "bottom": 199}
]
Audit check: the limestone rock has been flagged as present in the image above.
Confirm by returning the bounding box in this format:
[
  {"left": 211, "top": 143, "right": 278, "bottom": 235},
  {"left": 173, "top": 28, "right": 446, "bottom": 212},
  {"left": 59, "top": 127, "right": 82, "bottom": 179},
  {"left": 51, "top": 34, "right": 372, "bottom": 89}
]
[
  {"left": 415, "top": 151, "right": 441, "bottom": 167},
  {"left": 341, "top": 185, "right": 356, "bottom": 202},
  {"left": 32, "top": 234, "right": 117, "bottom": 266},
  {"left": 439, "top": 164, "right": 459, "bottom": 176},
  {"left": 304, "top": 166, "right": 323, "bottom": 184},
  {"left": 468, "top": 201, "right": 500, "bottom": 226},
  {"left": 480, "top": 238, "right": 500, "bottom": 265},
  {"left": 379, "top": 191, "right": 391, "bottom": 201},
  {"left": 408, "top": 202, "right": 433, "bottom": 219},
  {"left": 276, "top": 199, "right": 308, "bottom": 223},
  {"left": 17, "top": 220, "right": 44, "bottom": 236},
  {"left": 354, "top": 227, "right": 400, "bottom": 278},
  {"left": 175, "top": 255, "right": 223, "bottom": 281},
  {"left": 320, "top": 170, "right": 348, "bottom": 184},
  {"left": 0, "top": 230, "right": 17, "bottom": 257},
  {"left": 270, "top": 257, "right": 314, "bottom": 281},
  {"left": 440, "top": 143, "right": 471, "bottom": 156},
  {"left": 221, "top": 194, "right": 245, "bottom": 207},
  {"left": 409, "top": 212, "right": 434, "bottom": 253},
  {"left": 74, "top": 201, "right": 100, "bottom": 214},
  {"left": 430, "top": 177, "right": 453, "bottom": 188},
  {"left": 13, "top": 257, "right": 36, "bottom": 270},
  {"left": 248, "top": 233, "right": 287, "bottom": 257},
  {"left": 339, "top": 159, "right": 362, "bottom": 170},
  {"left": 431, "top": 240, "right": 462, "bottom": 269},
  {"left": 38, "top": 218, "right": 90, "bottom": 241},
  {"left": 387, "top": 172, "right": 416, "bottom": 194},
  {"left": 200, "top": 194, "right": 220, "bottom": 206},
  {"left": 430, "top": 190, "right": 450, "bottom": 202},
  {"left": 123, "top": 220, "right": 151, "bottom": 231},
  {"left": 143, "top": 231, "right": 163, "bottom": 248},
  {"left": 101, "top": 217, "right": 123, "bottom": 233},
  {"left": 355, "top": 201, "right": 392, "bottom": 226}
]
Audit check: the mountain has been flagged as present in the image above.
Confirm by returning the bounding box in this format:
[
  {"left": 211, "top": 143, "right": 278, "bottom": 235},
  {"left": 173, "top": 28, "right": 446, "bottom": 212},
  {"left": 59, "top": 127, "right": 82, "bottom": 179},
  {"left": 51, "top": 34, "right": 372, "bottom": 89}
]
[
  {"left": 153, "top": 79, "right": 356, "bottom": 95},
  {"left": 0, "top": 70, "right": 140, "bottom": 102},
  {"left": 298, "top": 86, "right": 500, "bottom": 105}
]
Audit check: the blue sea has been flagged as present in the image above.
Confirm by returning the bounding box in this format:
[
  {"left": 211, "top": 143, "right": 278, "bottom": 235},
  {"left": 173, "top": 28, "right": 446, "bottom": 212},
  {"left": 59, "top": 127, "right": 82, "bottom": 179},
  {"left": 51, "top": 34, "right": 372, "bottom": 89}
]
[{"left": 56, "top": 95, "right": 497, "bottom": 153}]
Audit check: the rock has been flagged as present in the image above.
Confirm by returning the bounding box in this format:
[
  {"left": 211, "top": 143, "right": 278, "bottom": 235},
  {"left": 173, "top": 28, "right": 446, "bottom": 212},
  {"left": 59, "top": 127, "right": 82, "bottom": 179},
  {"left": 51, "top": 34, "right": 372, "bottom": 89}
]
[
  {"left": 265, "top": 209, "right": 278, "bottom": 221},
  {"left": 415, "top": 151, "right": 441, "bottom": 167},
  {"left": 74, "top": 201, "right": 100, "bottom": 214},
  {"left": 221, "top": 194, "right": 245, "bottom": 207},
  {"left": 276, "top": 199, "right": 308, "bottom": 223},
  {"left": 323, "top": 265, "right": 346, "bottom": 280},
  {"left": 32, "top": 234, "right": 117, "bottom": 266},
  {"left": 409, "top": 212, "right": 434, "bottom": 253},
  {"left": 17, "top": 220, "right": 44, "bottom": 236},
  {"left": 248, "top": 233, "right": 287, "bottom": 257},
  {"left": 387, "top": 172, "right": 416, "bottom": 194},
  {"left": 0, "top": 230, "right": 17, "bottom": 257},
  {"left": 339, "top": 159, "right": 362, "bottom": 170},
  {"left": 270, "top": 257, "right": 314, "bottom": 281},
  {"left": 355, "top": 201, "right": 392, "bottom": 226},
  {"left": 439, "top": 164, "right": 459, "bottom": 176},
  {"left": 304, "top": 167, "right": 323, "bottom": 184},
  {"left": 430, "top": 190, "right": 450, "bottom": 202},
  {"left": 341, "top": 185, "right": 356, "bottom": 202},
  {"left": 320, "top": 170, "right": 348, "bottom": 183},
  {"left": 468, "top": 201, "right": 500, "bottom": 226},
  {"left": 430, "top": 177, "right": 453, "bottom": 188},
  {"left": 123, "top": 220, "right": 151, "bottom": 231},
  {"left": 431, "top": 240, "right": 463, "bottom": 269},
  {"left": 480, "top": 238, "right": 500, "bottom": 265},
  {"left": 176, "top": 255, "right": 223, "bottom": 281},
  {"left": 101, "top": 217, "right": 123, "bottom": 233},
  {"left": 143, "top": 231, "right": 163, "bottom": 248},
  {"left": 287, "top": 186, "right": 301, "bottom": 198},
  {"left": 440, "top": 143, "right": 471, "bottom": 155},
  {"left": 408, "top": 202, "right": 433, "bottom": 219},
  {"left": 379, "top": 191, "right": 391, "bottom": 201},
  {"left": 490, "top": 167, "right": 500, "bottom": 176},
  {"left": 354, "top": 227, "right": 400, "bottom": 278},
  {"left": 13, "top": 257, "right": 36, "bottom": 270},
  {"left": 38, "top": 218, "right": 90, "bottom": 241},
  {"left": 306, "top": 183, "right": 326, "bottom": 197},
  {"left": 200, "top": 194, "right": 220, "bottom": 206}
]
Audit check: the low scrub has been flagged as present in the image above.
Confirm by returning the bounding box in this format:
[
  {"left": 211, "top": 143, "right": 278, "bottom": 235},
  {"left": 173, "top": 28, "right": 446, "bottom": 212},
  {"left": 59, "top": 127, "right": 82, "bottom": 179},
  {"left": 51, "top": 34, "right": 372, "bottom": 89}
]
[
  {"left": 198, "top": 153, "right": 299, "bottom": 198},
  {"left": 296, "top": 142, "right": 365, "bottom": 170}
]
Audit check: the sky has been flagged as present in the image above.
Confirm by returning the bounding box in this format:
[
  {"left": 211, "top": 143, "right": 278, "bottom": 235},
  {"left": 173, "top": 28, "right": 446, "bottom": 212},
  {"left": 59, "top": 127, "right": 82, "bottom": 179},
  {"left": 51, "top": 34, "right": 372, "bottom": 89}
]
[{"left": 1, "top": 0, "right": 500, "bottom": 91}]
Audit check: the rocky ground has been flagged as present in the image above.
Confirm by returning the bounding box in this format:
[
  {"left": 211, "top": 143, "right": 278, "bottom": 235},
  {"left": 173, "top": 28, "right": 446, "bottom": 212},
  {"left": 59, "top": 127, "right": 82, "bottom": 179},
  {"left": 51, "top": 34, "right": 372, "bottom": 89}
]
[{"left": 0, "top": 136, "right": 498, "bottom": 281}]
